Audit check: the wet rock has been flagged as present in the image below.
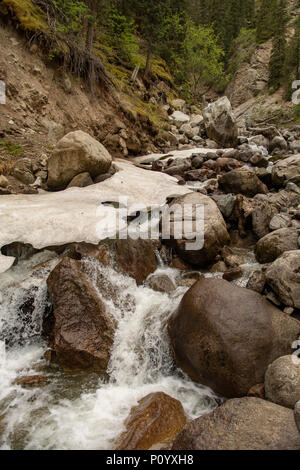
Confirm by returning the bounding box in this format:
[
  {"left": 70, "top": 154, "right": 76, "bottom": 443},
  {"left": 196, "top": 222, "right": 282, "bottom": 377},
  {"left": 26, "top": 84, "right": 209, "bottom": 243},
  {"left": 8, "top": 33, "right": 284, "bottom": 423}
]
[
  {"left": 14, "top": 375, "right": 48, "bottom": 388},
  {"left": 66, "top": 243, "right": 111, "bottom": 266},
  {"left": 115, "top": 239, "right": 157, "bottom": 285},
  {"left": 203, "top": 97, "right": 238, "bottom": 148},
  {"left": 247, "top": 384, "right": 265, "bottom": 399},
  {"left": 166, "top": 193, "right": 230, "bottom": 267},
  {"left": 219, "top": 168, "right": 267, "bottom": 197},
  {"left": 265, "top": 355, "right": 300, "bottom": 409},
  {"left": 47, "top": 257, "right": 116, "bottom": 372},
  {"left": 116, "top": 392, "right": 186, "bottom": 450},
  {"left": 172, "top": 398, "right": 300, "bottom": 450},
  {"left": 223, "top": 266, "right": 243, "bottom": 281},
  {"left": 168, "top": 278, "right": 300, "bottom": 397},
  {"left": 47, "top": 131, "right": 112, "bottom": 190},
  {"left": 247, "top": 270, "right": 266, "bottom": 294},
  {"left": 265, "top": 251, "right": 300, "bottom": 308},
  {"left": 295, "top": 401, "right": 300, "bottom": 433},
  {"left": 255, "top": 228, "right": 299, "bottom": 264},
  {"left": 148, "top": 273, "right": 176, "bottom": 293},
  {"left": 66, "top": 172, "right": 93, "bottom": 188},
  {"left": 272, "top": 155, "right": 300, "bottom": 188}
]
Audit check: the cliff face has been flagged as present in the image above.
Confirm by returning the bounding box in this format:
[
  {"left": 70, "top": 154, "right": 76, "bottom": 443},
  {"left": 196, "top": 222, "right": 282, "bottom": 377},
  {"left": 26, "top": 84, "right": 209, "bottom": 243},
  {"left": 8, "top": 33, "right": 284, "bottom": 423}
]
[{"left": 226, "top": 0, "right": 300, "bottom": 112}]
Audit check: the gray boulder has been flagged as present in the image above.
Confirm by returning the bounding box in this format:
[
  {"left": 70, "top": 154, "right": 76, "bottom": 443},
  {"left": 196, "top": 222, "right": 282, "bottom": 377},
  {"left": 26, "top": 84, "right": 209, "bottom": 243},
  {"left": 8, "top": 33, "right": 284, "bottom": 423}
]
[
  {"left": 255, "top": 228, "right": 299, "bottom": 264},
  {"left": 265, "top": 250, "right": 300, "bottom": 308},
  {"left": 203, "top": 97, "right": 238, "bottom": 148},
  {"left": 265, "top": 355, "right": 300, "bottom": 409},
  {"left": 47, "top": 131, "right": 112, "bottom": 190},
  {"left": 172, "top": 398, "right": 300, "bottom": 450}
]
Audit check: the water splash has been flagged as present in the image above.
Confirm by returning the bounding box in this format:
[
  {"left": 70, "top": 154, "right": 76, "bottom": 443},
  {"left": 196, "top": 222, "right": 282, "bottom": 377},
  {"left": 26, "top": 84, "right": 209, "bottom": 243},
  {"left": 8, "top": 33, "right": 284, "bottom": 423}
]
[{"left": 0, "top": 254, "right": 218, "bottom": 450}]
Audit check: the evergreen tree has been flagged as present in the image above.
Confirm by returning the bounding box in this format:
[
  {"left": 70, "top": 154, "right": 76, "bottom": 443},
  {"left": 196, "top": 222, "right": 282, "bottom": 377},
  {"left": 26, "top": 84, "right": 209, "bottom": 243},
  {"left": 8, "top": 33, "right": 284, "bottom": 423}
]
[
  {"left": 268, "top": 0, "right": 288, "bottom": 91},
  {"left": 284, "top": 15, "right": 300, "bottom": 98},
  {"left": 256, "top": 0, "right": 278, "bottom": 43}
]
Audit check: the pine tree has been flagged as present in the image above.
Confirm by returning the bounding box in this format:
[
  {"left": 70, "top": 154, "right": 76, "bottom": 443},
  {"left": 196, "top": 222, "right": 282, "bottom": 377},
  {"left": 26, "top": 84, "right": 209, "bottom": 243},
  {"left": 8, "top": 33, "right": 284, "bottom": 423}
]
[
  {"left": 256, "top": 0, "right": 278, "bottom": 43},
  {"left": 268, "top": 0, "right": 288, "bottom": 91},
  {"left": 284, "top": 15, "right": 300, "bottom": 98}
]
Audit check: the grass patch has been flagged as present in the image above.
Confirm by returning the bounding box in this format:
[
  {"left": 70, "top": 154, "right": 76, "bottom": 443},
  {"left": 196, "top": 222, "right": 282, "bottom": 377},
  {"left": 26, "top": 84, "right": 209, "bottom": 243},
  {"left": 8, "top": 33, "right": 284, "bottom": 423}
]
[{"left": 0, "top": 141, "right": 22, "bottom": 156}]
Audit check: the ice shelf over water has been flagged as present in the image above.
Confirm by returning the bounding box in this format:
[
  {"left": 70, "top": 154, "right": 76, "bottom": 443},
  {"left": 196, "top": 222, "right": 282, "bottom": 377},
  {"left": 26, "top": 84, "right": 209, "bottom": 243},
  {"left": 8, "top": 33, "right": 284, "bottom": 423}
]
[{"left": 0, "top": 161, "right": 191, "bottom": 273}]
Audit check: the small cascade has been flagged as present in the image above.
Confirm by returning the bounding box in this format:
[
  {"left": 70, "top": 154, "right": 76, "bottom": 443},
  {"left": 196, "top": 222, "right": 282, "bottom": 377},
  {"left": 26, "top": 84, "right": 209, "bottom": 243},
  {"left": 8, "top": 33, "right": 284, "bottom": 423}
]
[{"left": 0, "top": 252, "right": 219, "bottom": 450}]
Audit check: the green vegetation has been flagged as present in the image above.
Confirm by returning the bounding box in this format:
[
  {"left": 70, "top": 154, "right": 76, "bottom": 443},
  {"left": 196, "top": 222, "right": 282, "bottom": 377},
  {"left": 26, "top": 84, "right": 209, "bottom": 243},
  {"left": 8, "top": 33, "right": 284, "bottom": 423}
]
[
  {"left": 0, "top": 142, "right": 22, "bottom": 156},
  {"left": 1, "top": 0, "right": 47, "bottom": 31},
  {"left": 1, "top": 0, "right": 300, "bottom": 106},
  {"left": 268, "top": 0, "right": 288, "bottom": 92}
]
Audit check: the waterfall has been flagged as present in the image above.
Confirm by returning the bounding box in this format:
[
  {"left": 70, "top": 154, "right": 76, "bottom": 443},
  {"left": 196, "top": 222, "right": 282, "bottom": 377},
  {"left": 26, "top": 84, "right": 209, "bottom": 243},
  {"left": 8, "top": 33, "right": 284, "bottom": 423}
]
[{"left": 0, "top": 251, "right": 219, "bottom": 450}]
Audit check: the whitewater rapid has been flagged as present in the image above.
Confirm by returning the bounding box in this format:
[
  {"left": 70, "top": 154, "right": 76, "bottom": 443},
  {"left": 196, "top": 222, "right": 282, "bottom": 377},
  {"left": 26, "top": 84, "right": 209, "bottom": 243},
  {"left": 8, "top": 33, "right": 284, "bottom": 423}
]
[{"left": 0, "top": 251, "right": 220, "bottom": 450}]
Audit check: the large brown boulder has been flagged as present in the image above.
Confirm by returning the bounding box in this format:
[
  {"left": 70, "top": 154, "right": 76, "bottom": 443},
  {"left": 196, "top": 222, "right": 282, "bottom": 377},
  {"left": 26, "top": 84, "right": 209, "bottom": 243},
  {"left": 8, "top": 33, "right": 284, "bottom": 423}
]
[
  {"left": 168, "top": 278, "right": 300, "bottom": 398},
  {"left": 219, "top": 167, "right": 268, "bottom": 197},
  {"left": 47, "top": 131, "right": 112, "bottom": 190},
  {"left": 172, "top": 398, "right": 300, "bottom": 450},
  {"left": 115, "top": 239, "right": 158, "bottom": 285},
  {"left": 47, "top": 257, "right": 116, "bottom": 372},
  {"left": 202, "top": 97, "right": 238, "bottom": 148},
  {"left": 265, "top": 250, "right": 300, "bottom": 308},
  {"left": 272, "top": 154, "right": 300, "bottom": 187},
  {"left": 265, "top": 355, "right": 300, "bottom": 409},
  {"left": 255, "top": 228, "right": 299, "bottom": 264},
  {"left": 116, "top": 392, "right": 186, "bottom": 450},
  {"left": 165, "top": 193, "right": 230, "bottom": 267}
]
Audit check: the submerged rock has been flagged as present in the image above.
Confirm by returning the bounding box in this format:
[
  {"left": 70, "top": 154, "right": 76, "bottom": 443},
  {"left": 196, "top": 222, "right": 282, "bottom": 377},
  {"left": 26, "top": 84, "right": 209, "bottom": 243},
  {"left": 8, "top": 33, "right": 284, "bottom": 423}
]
[
  {"left": 265, "top": 355, "right": 300, "bottom": 409},
  {"left": 47, "top": 130, "right": 112, "bottom": 190},
  {"left": 147, "top": 273, "right": 176, "bottom": 293},
  {"left": 116, "top": 392, "right": 186, "bottom": 450},
  {"left": 47, "top": 257, "right": 116, "bottom": 372},
  {"left": 14, "top": 375, "right": 48, "bottom": 388},
  {"left": 168, "top": 278, "right": 300, "bottom": 397},
  {"left": 172, "top": 398, "right": 300, "bottom": 450}
]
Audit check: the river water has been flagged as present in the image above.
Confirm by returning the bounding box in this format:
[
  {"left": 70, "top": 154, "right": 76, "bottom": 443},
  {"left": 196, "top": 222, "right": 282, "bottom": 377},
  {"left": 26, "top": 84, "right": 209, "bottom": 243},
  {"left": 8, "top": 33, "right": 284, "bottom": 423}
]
[{"left": 0, "top": 250, "right": 225, "bottom": 450}]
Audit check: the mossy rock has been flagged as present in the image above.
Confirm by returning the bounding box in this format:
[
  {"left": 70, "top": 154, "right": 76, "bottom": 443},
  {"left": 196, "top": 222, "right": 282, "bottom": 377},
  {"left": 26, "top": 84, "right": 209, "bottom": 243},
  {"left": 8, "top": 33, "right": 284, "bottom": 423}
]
[{"left": 2, "top": 0, "right": 47, "bottom": 31}]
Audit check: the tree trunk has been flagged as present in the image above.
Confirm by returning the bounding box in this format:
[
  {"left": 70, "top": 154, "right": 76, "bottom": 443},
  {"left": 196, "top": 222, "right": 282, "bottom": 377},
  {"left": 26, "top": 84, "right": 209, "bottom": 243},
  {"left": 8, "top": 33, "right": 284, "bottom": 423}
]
[
  {"left": 85, "top": 0, "right": 96, "bottom": 55},
  {"left": 144, "top": 47, "right": 152, "bottom": 78}
]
